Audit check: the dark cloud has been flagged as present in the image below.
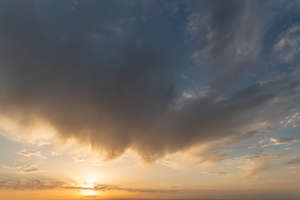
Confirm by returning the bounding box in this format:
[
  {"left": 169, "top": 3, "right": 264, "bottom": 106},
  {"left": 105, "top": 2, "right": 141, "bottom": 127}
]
[{"left": 0, "top": 0, "right": 299, "bottom": 161}]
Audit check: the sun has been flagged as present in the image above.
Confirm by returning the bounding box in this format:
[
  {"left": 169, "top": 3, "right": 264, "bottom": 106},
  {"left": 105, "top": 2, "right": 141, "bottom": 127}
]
[
  {"left": 80, "top": 182, "right": 99, "bottom": 196},
  {"left": 85, "top": 175, "right": 97, "bottom": 185},
  {"left": 79, "top": 175, "right": 99, "bottom": 196}
]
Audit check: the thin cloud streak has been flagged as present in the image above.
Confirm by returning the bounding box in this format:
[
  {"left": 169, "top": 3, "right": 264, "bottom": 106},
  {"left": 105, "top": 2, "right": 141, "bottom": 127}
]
[
  {"left": 0, "top": 178, "right": 179, "bottom": 194},
  {"left": 18, "top": 149, "right": 47, "bottom": 159}
]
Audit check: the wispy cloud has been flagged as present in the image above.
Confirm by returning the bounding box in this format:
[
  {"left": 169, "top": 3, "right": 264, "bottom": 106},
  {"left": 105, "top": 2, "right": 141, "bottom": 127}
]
[
  {"left": 18, "top": 149, "right": 47, "bottom": 159},
  {"left": 72, "top": 155, "right": 88, "bottom": 163},
  {"left": 249, "top": 136, "right": 300, "bottom": 149},
  {"left": 263, "top": 136, "right": 300, "bottom": 147},
  {"left": 274, "top": 24, "right": 300, "bottom": 63},
  {"left": 1, "top": 164, "right": 42, "bottom": 174},
  {"left": 242, "top": 150, "right": 279, "bottom": 180},
  {"left": 0, "top": 179, "right": 63, "bottom": 190},
  {"left": 64, "top": 184, "right": 179, "bottom": 194},
  {"left": 285, "top": 157, "right": 300, "bottom": 165},
  {"left": 0, "top": 178, "right": 179, "bottom": 194}
]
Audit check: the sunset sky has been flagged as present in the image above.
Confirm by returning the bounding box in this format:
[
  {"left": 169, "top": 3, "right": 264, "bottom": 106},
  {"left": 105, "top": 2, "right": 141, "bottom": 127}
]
[{"left": 1, "top": 1, "right": 300, "bottom": 200}]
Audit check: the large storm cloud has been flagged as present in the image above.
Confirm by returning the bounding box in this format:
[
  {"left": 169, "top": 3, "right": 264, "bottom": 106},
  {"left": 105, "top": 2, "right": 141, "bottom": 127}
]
[{"left": 0, "top": 0, "right": 299, "bottom": 161}]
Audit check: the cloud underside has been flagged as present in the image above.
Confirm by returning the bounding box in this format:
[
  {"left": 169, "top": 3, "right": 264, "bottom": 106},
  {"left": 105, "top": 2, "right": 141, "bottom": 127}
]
[{"left": 0, "top": 1, "right": 299, "bottom": 161}]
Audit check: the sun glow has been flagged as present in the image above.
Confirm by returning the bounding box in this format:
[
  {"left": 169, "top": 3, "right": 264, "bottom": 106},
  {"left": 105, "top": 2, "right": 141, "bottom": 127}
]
[
  {"left": 85, "top": 175, "right": 97, "bottom": 185},
  {"left": 80, "top": 189, "right": 98, "bottom": 196},
  {"left": 79, "top": 175, "right": 99, "bottom": 196}
]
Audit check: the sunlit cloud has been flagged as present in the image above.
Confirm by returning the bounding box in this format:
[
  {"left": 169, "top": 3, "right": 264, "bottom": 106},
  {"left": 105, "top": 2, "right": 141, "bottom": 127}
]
[
  {"left": 0, "top": 1, "right": 300, "bottom": 199},
  {"left": 0, "top": 178, "right": 179, "bottom": 195},
  {"left": 1, "top": 164, "right": 42, "bottom": 174},
  {"left": 249, "top": 135, "right": 300, "bottom": 149},
  {"left": 0, "top": 179, "right": 63, "bottom": 190},
  {"left": 18, "top": 149, "right": 47, "bottom": 159}
]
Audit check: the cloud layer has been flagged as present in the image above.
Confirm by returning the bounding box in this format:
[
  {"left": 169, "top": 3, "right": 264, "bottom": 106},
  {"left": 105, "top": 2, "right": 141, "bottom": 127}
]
[
  {"left": 0, "top": 178, "right": 178, "bottom": 194},
  {"left": 0, "top": 0, "right": 299, "bottom": 161}
]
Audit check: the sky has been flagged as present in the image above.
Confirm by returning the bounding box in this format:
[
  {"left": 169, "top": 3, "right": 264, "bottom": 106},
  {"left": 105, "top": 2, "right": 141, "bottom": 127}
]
[{"left": 0, "top": 0, "right": 300, "bottom": 200}]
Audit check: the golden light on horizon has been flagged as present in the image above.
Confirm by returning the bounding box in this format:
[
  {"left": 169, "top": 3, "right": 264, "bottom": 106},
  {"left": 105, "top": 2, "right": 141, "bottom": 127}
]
[
  {"left": 85, "top": 175, "right": 98, "bottom": 184},
  {"left": 79, "top": 175, "right": 99, "bottom": 197},
  {"left": 1, "top": 1, "right": 300, "bottom": 200},
  {"left": 80, "top": 188, "right": 98, "bottom": 197}
]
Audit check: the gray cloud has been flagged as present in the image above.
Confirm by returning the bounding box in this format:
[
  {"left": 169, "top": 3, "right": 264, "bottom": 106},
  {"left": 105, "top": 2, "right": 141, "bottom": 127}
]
[
  {"left": 0, "top": 0, "right": 299, "bottom": 161},
  {"left": 187, "top": 0, "right": 270, "bottom": 92},
  {"left": 274, "top": 24, "right": 300, "bottom": 63}
]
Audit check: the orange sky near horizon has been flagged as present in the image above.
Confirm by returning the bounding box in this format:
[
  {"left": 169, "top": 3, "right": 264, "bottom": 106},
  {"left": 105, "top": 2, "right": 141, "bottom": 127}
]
[{"left": 1, "top": 1, "right": 300, "bottom": 200}]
